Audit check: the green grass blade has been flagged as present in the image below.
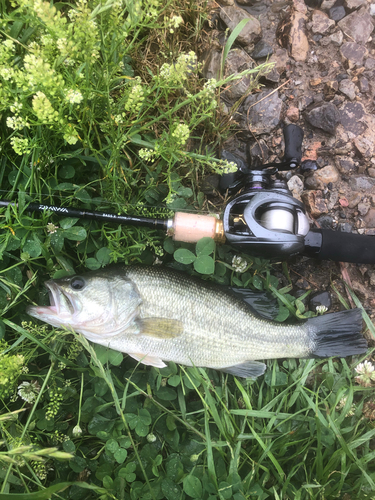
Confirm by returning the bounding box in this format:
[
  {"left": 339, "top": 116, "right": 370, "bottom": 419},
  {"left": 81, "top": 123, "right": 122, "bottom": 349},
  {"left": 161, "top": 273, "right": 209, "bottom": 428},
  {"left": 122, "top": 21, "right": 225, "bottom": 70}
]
[{"left": 221, "top": 18, "right": 250, "bottom": 78}]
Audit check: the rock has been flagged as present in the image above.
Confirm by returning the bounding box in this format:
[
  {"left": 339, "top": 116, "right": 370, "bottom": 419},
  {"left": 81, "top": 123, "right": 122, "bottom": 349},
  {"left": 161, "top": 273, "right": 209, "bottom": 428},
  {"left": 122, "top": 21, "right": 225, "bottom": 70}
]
[
  {"left": 344, "top": 0, "right": 366, "bottom": 9},
  {"left": 269, "top": 48, "right": 289, "bottom": 72},
  {"left": 340, "top": 42, "right": 368, "bottom": 69},
  {"left": 324, "top": 80, "right": 338, "bottom": 100},
  {"left": 339, "top": 79, "right": 357, "bottom": 100},
  {"left": 236, "top": 0, "right": 256, "bottom": 5},
  {"left": 287, "top": 175, "right": 304, "bottom": 200},
  {"left": 202, "top": 47, "right": 222, "bottom": 80},
  {"left": 217, "top": 0, "right": 235, "bottom": 4},
  {"left": 336, "top": 156, "right": 356, "bottom": 173},
  {"left": 251, "top": 40, "right": 273, "bottom": 59},
  {"left": 359, "top": 77, "right": 369, "bottom": 93},
  {"left": 314, "top": 165, "right": 340, "bottom": 184},
  {"left": 317, "top": 214, "right": 334, "bottom": 228},
  {"left": 368, "top": 168, "right": 375, "bottom": 178},
  {"left": 364, "top": 208, "right": 375, "bottom": 227},
  {"left": 304, "top": 102, "right": 340, "bottom": 135},
  {"left": 219, "top": 7, "right": 261, "bottom": 46},
  {"left": 301, "top": 159, "right": 318, "bottom": 172},
  {"left": 348, "top": 192, "right": 362, "bottom": 208},
  {"left": 290, "top": 1, "right": 309, "bottom": 62},
  {"left": 371, "top": 3, "right": 375, "bottom": 15},
  {"left": 248, "top": 139, "right": 269, "bottom": 167},
  {"left": 349, "top": 176, "right": 375, "bottom": 191},
  {"left": 201, "top": 174, "right": 220, "bottom": 194},
  {"left": 311, "top": 10, "right": 335, "bottom": 34},
  {"left": 309, "top": 291, "right": 332, "bottom": 312},
  {"left": 329, "top": 5, "right": 346, "bottom": 21},
  {"left": 286, "top": 105, "right": 299, "bottom": 122},
  {"left": 358, "top": 201, "right": 371, "bottom": 216},
  {"left": 223, "top": 49, "right": 256, "bottom": 101},
  {"left": 354, "top": 135, "right": 375, "bottom": 158},
  {"left": 339, "top": 102, "right": 367, "bottom": 136},
  {"left": 238, "top": 90, "right": 283, "bottom": 135},
  {"left": 365, "top": 57, "right": 375, "bottom": 70},
  {"left": 338, "top": 222, "right": 353, "bottom": 232},
  {"left": 305, "top": 174, "right": 323, "bottom": 190},
  {"left": 298, "top": 95, "right": 314, "bottom": 111},
  {"left": 338, "top": 8, "right": 374, "bottom": 45},
  {"left": 301, "top": 190, "right": 328, "bottom": 217},
  {"left": 327, "top": 30, "right": 344, "bottom": 46}
]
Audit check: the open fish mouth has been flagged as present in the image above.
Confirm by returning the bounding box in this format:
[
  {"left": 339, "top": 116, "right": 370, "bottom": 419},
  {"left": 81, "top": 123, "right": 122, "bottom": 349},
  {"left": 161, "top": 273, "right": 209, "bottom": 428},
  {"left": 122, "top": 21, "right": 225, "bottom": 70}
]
[{"left": 27, "top": 281, "right": 76, "bottom": 321}]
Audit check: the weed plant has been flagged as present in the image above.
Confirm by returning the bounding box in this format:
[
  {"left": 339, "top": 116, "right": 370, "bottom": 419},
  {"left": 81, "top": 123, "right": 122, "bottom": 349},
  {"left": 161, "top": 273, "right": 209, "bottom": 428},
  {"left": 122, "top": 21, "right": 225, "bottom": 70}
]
[{"left": 0, "top": 0, "right": 375, "bottom": 499}]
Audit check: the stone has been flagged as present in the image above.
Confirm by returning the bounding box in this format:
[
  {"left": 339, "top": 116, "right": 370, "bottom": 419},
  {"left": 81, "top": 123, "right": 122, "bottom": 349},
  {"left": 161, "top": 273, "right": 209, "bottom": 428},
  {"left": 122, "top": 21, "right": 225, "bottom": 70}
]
[
  {"left": 354, "top": 136, "right": 375, "bottom": 158},
  {"left": 301, "top": 159, "right": 318, "bottom": 172},
  {"left": 304, "top": 102, "right": 340, "bottom": 135},
  {"left": 223, "top": 49, "right": 256, "bottom": 101},
  {"left": 328, "top": 30, "right": 344, "bottom": 46},
  {"left": 339, "top": 102, "right": 367, "bottom": 136},
  {"left": 219, "top": 7, "right": 261, "bottom": 46},
  {"left": 290, "top": 1, "right": 309, "bottom": 62},
  {"left": 301, "top": 190, "right": 328, "bottom": 217},
  {"left": 371, "top": 3, "right": 375, "bottom": 15},
  {"left": 202, "top": 47, "right": 222, "bottom": 80},
  {"left": 316, "top": 214, "right": 334, "bottom": 228},
  {"left": 338, "top": 222, "right": 353, "bottom": 232},
  {"left": 286, "top": 105, "right": 299, "bottom": 122},
  {"left": 311, "top": 10, "right": 335, "bottom": 34},
  {"left": 298, "top": 95, "right": 314, "bottom": 111},
  {"left": 287, "top": 175, "right": 304, "bottom": 200},
  {"left": 340, "top": 42, "right": 368, "bottom": 69},
  {"left": 344, "top": 0, "right": 367, "bottom": 9},
  {"left": 338, "top": 8, "right": 374, "bottom": 45},
  {"left": 348, "top": 192, "right": 362, "bottom": 208},
  {"left": 329, "top": 5, "right": 346, "bottom": 21},
  {"left": 217, "top": 0, "right": 235, "bottom": 4},
  {"left": 269, "top": 48, "right": 289, "bottom": 72},
  {"left": 349, "top": 176, "right": 375, "bottom": 191},
  {"left": 238, "top": 89, "right": 283, "bottom": 135},
  {"left": 236, "top": 0, "right": 256, "bottom": 4},
  {"left": 248, "top": 139, "right": 269, "bottom": 167},
  {"left": 251, "top": 40, "right": 273, "bottom": 59},
  {"left": 339, "top": 79, "right": 357, "bottom": 100},
  {"left": 324, "top": 80, "right": 338, "bottom": 100},
  {"left": 365, "top": 57, "right": 375, "bottom": 70},
  {"left": 359, "top": 77, "right": 369, "bottom": 93},
  {"left": 364, "top": 208, "right": 375, "bottom": 227},
  {"left": 305, "top": 174, "right": 323, "bottom": 190},
  {"left": 368, "top": 168, "right": 375, "bottom": 178},
  {"left": 336, "top": 156, "right": 356, "bottom": 173},
  {"left": 314, "top": 165, "right": 340, "bottom": 184},
  {"left": 309, "top": 291, "right": 332, "bottom": 312},
  {"left": 358, "top": 201, "right": 371, "bottom": 216}
]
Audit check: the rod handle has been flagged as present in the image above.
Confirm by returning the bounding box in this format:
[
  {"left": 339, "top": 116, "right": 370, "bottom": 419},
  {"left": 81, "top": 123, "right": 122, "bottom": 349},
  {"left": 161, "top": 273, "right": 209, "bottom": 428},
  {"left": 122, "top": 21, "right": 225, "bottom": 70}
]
[
  {"left": 170, "top": 212, "right": 225, "bottom": 243},
  {"left": 304, "top": 229, "right": 375, "bottom": 264},
  {"left": 283, "top": 124, "right": 304, "bottom": 166}
]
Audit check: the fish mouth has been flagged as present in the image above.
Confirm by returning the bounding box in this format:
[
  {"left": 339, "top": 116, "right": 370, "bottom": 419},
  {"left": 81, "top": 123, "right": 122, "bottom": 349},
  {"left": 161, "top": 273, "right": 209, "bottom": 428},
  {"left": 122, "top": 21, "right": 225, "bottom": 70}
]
[{"left": 27, "top": 281, "right": 76, "bottom": 320}]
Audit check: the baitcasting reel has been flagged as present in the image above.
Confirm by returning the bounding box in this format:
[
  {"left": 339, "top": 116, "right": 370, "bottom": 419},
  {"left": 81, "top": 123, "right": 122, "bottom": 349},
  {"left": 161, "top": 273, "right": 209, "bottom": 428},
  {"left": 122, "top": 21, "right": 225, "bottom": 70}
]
[{"left": 221, "top": 125, "right": 310, "bottom": 259}]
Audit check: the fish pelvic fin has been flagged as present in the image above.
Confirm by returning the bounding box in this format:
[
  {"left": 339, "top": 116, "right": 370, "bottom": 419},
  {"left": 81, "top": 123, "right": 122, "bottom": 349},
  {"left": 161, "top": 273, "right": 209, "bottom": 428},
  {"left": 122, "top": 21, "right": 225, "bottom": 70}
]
[
  {"left": 128, "top": 352, "right": 167, "bottom": 368},
  {"left": 308, "top": 308, "right": 368, "bottom": 358},
  {"left": 137, "top": 317, "right": 183, "bottom": 339},
  {"left": 220, "top": 360, "right": 266, "bottom": 379}
]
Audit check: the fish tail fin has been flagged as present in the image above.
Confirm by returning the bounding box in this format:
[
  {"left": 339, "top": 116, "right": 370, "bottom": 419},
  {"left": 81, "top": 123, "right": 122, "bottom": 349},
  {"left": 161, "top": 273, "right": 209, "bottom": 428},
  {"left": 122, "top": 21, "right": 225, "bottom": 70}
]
[{"left": 308, "top": 308, "right": 367, "bottom": 358}]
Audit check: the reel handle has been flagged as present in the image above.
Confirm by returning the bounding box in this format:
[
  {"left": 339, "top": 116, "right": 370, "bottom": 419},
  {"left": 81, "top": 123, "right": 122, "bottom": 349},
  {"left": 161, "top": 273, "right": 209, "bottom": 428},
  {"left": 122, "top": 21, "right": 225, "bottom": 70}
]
[
  {"left": 304, "top": 229, "right": 375, "bottom": 264},
  {"left": 282, "top": 124, "right": 304, "bottom": 167}
]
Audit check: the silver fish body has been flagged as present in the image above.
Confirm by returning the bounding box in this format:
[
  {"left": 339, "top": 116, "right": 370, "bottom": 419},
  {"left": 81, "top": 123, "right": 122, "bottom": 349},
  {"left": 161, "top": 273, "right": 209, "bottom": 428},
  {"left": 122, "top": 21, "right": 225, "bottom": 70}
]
[{"left": 27, "top": 266, "right": 367, "bottom": 378}]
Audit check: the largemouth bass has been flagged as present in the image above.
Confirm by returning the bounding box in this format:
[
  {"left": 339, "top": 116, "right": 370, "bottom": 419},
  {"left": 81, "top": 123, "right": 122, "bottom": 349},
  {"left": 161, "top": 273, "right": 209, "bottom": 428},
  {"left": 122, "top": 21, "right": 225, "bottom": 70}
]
[{"left": 27, "top": 266, "right": 367, "bottom": 378}]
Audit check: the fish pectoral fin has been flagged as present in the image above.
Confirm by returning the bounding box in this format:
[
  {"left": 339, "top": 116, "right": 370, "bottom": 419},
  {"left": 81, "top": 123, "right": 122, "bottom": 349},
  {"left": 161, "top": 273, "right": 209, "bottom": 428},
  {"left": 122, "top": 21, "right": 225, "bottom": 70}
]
[
  {"left": 220, "top": 360, "right": 266, "bottom": 379},
  {"left": 128, "top": 352, "right": 167, "bottom": 368},
  {"left": 137, "top": 317, "right": 183, "bottom": 339}
]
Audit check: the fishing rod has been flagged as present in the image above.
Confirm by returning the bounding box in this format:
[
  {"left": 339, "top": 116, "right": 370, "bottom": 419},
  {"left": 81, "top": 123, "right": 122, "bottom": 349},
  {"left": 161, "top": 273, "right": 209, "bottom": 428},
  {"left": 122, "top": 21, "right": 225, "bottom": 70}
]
[{"left": 1, "top": 124, "right": 374, "bottom": 264}]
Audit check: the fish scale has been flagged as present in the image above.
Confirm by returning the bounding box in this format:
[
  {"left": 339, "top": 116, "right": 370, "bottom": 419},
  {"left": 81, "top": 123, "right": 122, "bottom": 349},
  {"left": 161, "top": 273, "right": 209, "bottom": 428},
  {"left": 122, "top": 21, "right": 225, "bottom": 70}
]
[{"left": 27, "top": 265, "right": 368, "bottom": 378}]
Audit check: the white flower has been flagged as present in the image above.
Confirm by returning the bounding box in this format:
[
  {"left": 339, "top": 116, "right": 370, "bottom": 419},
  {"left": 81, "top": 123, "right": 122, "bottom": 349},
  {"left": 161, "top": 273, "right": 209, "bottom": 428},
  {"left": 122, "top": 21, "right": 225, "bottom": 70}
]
[
  {"left": 355, "top": 360, "right": 375, "bottom": 376},
  {"left": 147, "top": 433, "right": 157, "bottom": 443},
  {"left": 66, "top": 89, "right": 83, "bottom": 104},
  {"left": 232, "top": 256, "right": 247, "bottom": 273},
  {"left": 72, "top": 425, "right": 82, "bottom": 437},
  {"left": 17, "top": 381, "right": 40, "bottom": 403},
  {"left": 316, "top": 305, "right": 328, "bottom": 315}
]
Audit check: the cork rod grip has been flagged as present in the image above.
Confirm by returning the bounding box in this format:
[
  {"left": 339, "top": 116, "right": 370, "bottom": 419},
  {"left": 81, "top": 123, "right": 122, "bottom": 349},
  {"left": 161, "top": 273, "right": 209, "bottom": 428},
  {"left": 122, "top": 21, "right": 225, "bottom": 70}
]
[{"left": 170, "top": 212, "right": 225, "bottom": 243}]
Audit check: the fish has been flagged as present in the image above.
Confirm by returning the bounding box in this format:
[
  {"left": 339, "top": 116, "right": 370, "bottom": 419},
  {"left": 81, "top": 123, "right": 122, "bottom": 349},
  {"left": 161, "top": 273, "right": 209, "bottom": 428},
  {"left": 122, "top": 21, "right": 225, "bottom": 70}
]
[{"left": 26, "top": 265, "right": 368, "bottom": 378}]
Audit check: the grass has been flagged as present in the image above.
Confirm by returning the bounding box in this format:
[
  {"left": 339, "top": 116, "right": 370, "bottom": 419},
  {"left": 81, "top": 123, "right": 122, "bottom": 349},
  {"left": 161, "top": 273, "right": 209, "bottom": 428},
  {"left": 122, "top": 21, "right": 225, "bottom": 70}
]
[{"left": 0, "top": 0, "right": 375, "bottom": 499}]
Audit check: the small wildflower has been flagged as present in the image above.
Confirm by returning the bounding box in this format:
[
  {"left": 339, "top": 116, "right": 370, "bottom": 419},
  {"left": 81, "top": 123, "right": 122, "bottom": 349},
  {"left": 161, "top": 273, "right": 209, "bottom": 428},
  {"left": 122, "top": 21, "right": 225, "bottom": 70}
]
[
  {"left": 166, "top": 14, "right": 184, "bottom": 33},
  {"left": 190, "top": 454, "right": 199, "bottom": 463},
  {"left": 46, "top": 387, "right": 64, "bottom": 420},
  {"left": 171, "top": 123, "right": 190, "bottom": 148},
  {"left": 232, "top": 255, "right": 248, "bottom": 273},
  {"left": 316, "top": 305, "right": 328, "bottom": 315},
  {"left": 66, "top": 89, "right": 83, "bottom": 104},
  {"left": 147, "top": 433, "right": 157, "bottom": 443},
  {"left": 124, "top": 81, "right": 144, "bottom": 114},
  {"left": 46, "top": 223, "right": 58, "bottom": 234},
  {"left": 72, "top": 425, "right": 82, "bottom": 437},
  {"left": 159, "top": 51, "right": 197, "bottom": 86},
  {"left": 17, "top": 380, "right": 40, "bottom": 404},
  {"left": 335, "top": 396, "right": 355, "bottom": 417},
  {"left": 10, "top": 137, "right": 31, "bottom": 156},
  {"left": 32, "top": 92, "right": 59, "bottom": 123},
  {"left": 139, "top": 148, "right": 156, "bottom": 162},
  {"left": 355, "top": 360, "right": 375, "bottom": 387}
]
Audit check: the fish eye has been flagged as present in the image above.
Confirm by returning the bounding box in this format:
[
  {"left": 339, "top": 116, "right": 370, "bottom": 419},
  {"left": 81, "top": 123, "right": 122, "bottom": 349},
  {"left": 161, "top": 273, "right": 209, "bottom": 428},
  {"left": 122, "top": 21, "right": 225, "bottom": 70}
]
[{"left": 70, "top": 277, "right": 86, "bottom": 291}]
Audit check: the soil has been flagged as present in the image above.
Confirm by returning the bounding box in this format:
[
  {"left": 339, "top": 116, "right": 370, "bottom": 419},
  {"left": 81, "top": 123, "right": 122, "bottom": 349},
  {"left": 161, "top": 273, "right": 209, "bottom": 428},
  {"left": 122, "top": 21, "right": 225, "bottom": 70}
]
[{"left": 201, "top": 0, "right": 375, "bottom": 339}]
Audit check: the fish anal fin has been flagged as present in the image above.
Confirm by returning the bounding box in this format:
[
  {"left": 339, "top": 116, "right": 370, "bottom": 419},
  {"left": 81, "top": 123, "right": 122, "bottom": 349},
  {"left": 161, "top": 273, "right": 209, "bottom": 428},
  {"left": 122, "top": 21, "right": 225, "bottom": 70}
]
[
  {"left": 128, "top": 352, "right": 167, "bottom": 368},
  {"left": 220, "top": 360, "right": 266, "bottom": 379},
  {"left": 137, "top": 317, "right": 183, "bottom": 339}
]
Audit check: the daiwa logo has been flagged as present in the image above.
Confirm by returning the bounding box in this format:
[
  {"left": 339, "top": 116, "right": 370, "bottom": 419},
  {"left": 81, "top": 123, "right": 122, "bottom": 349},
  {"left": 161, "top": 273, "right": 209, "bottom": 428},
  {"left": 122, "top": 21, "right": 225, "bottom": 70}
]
[{"left": 39, "top": 205, "right": 69, "bottom": 213}]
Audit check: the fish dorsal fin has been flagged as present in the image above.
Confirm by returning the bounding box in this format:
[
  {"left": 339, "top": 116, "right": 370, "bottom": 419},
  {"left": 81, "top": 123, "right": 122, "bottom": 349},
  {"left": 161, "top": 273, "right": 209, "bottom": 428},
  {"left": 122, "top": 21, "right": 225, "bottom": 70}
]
[
  {"left": 137, "top": 317, "right": 183, "bottom": 339},
  {"left": 228, "top": 287, "right": 280, "bottom": 321},
  {"left": 128, "top": 352, "right": 167, "bottom": 368},
  {"left": 220, "top": 360, "right": 266, "bottom": 379}
]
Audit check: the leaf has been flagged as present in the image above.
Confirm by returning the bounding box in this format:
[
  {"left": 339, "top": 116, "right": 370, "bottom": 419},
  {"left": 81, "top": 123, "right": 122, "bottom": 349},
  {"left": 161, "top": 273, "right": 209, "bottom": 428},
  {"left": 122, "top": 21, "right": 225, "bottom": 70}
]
[
  {"left": 0, "top": 481, "right": 106, "bottom": 499},
  {"left": 60, "top": 217, "right": 79, "bottom": 229},
  {"left": 162, "top": 478, "right": 183, "bottom": 500},
  {"left": 59, "top": 165, "right": 75, "bottom": 179},
  {"left": 69, "top": 456, "right": 87, "bottom": 473},
  {"left": 183, "top": 475, "right": 203, "bottom": 499},
  {"left": 62, "top": 226, "right": 87, "bottom": 241},
  {"left": 75, "top": 189, "right": 91, "bottom": 203},
  {"left": 221, "top": 18, "right": 250, "bottom": 78},
  {"left": 102, "top": 476, "right": 113, "bottom": 489},
  {"left": 106, "top": 439, "right": 119, "bottom": 454},
  {"left": 96, "top": 247, "right": 111, "bottom": 266},
  {"left": 63, "top": 440, "right": 76, "bottom": 454},
  {"left": 114, "top": 448, "right": 128, "bottom": 464},
  {"left": 23, "top": 237, "right": 42, "bottom": 258},
  {"left": 86, "top": 257, "right": 101, "bottom": 270},
  {"left": 193, "top": 255, "right": 215, "bottom": 275},
  {"left": 108, "top": 349, "right": 123, "bottom": 366},
  {"left": 174, "top": 248, "right": 196, "bottom": 265},
  {"left": 163, "top": 237, "right": 175, "bottom": 254},
  {"left": 252, "top": 275, "right": 263, "bottom": 290},
  {"left": 50, "top": 231, "right": 64, "bottom": 253},
  {"left": 196, "top": 237, "right": 215, "bottom": 256}
]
